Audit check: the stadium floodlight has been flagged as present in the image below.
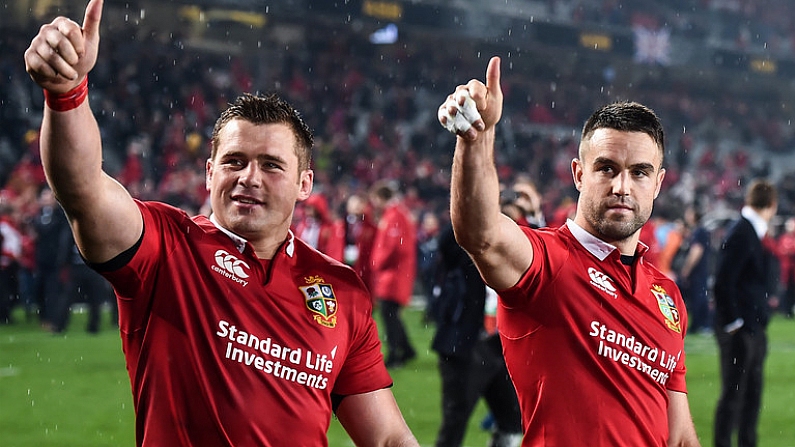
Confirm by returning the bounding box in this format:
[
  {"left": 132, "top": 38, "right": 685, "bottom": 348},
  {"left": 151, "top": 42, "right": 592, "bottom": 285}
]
[{"left": 369, "top": 23, "right": 398, "bottom": 44}]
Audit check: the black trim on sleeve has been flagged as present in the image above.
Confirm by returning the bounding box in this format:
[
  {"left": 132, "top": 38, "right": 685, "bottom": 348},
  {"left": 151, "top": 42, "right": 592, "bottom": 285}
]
[
  {"left": 86, "top": 226, "right": 145, "bottom": 272},
  {"left": 331, "top": 383, "right": 394, "bottom": 413},
  {"left": 331, "top": 393, "right": 346, "bottom": 412}
]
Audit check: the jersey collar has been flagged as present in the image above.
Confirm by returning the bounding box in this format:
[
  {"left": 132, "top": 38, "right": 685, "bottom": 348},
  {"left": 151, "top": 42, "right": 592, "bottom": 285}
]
[
  {"left": 284, "top": 230, "right": 296, "bottom": 257},
  {"left": 208, "top": 213, "right": 248, "bottom": 254},
  {"left": 565, "top": 219, "right": 649, "bottom": 261},
  {"left": 207, "top": 213, "right": 296, "bottom": 258},
  {"left": 566, "top": 219, "right": 616, "bottom": 261}
]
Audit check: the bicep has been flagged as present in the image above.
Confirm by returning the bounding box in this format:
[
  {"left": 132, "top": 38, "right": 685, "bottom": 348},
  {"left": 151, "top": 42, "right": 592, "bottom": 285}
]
[
  {"left": 336, "top": 389, "right": 418, "bottom": 447},
  {"left": 67, "top": 173, "right": 143, "bottom": 264},
  {"left": 667, "top": 390, "right": 701, "bottom": 447},
  {"left": 468, "top": 214, "right": 533, "bottom": 291}
]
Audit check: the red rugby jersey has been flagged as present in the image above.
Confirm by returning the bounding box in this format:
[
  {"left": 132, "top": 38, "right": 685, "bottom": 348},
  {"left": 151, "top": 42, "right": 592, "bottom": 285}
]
[
  {"left": 498, "top": 221, "right": 689, "bottom": 447},
  {"left": 101, "top": 201, "right": 391, "bottom": 446}
]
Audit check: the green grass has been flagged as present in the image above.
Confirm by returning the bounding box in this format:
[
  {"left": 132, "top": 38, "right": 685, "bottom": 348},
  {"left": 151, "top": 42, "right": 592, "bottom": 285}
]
[
  {"left": 2, "top": 306, "right": 795, "bottom": 446},
  {"left": 0, "top": 309, "right": 132, "bottom": 446},
  {"left": 683, "top": 319, "right": 795, "bottom": 447}
]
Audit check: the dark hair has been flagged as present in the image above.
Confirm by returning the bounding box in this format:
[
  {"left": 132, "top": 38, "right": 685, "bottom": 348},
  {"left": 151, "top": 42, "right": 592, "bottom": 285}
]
[
  {"left": 745, "top": 179, "right": 777, "bottom": 210},
  {"left": 499, "top": 189, "right": 521, "bottom": 206},
  {"left": 210, "top": 93, "right": 314, "bottom": 172},
  {"left": 370, "top": 181, "right": 396, "bottom": 202},
  {"left": 581, "top": 101, "right": 665, "bottom": 164}
]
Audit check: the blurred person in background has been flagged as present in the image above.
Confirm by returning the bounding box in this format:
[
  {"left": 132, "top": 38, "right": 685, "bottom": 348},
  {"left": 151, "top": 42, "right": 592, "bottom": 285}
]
[
  {"left": 431, "top": 223, "right": 522, "bottom": 447},
  {"left": 416, "top": 210, "right": 441, "bottom": 317},
  {"left": 676, "top": 205, "right": 713, "bottom": 334},
  {"left": 342, "top": 192, "right": 377, "bottom": 290},
  {"left": 498, "top": 189, "right": 530, "bottom": 227},
  {"left": 774, "top": 216, "right": 795, "bottom": 318},
  {"left": 34, "top": 187, "right": 73, "bottom": 333},
  {"left": 293, "top": 192, "right": 345, "bottom": 262},
  {"left": 369, "top": 180, "right": 417, "bottom": 368},
  {"left": 0, "top": 201, "right": 22, "bottom": 324},
  {"left": 67, "top": 238, "right": 117, "bottom": 333},
  {"left": 713, "top": 179, "right": 778, "bottom": 447},
  {"left": 511, "top": 175, "right": 546, "bottom": 228},
  {"left": 24, "top": 1, "right": 419, "bottom": 445},
  {"left": 438, "top": 57, "right": 700, "bottom": 446},
  {"left": 653, "top": 202, "right": 686, "bottom": 280},
  {"left": 17, "top": 220, "right": 37, "bottom": 322}
]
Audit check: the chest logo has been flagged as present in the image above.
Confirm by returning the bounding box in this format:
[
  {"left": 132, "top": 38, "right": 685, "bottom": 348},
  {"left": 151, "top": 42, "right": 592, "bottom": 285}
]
[
  {"left": 212, "top": 249, "right": 250, "bottom": 287},
  {"left": 651, "top": 284, "right": 681, "bottom": 333},
  {"left": 214, "top": 249, "right": 250, "bottom": 278},
  {"left": 588, "top": 267, "right": 617, "bottom": 298},
  {"left": 300, "top": 275, "right": 338, "bottom": 328}
]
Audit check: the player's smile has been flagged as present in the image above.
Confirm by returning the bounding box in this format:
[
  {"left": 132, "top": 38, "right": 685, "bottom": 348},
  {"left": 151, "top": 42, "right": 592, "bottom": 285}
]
[{"left": 231, "top": 193, "right": 265, "bottom": 207}]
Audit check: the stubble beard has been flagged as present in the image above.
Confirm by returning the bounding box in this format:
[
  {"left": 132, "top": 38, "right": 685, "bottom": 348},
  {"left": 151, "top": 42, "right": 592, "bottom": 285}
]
[{"left": 586, "top": 201, "right": 648, "bottom": 243}]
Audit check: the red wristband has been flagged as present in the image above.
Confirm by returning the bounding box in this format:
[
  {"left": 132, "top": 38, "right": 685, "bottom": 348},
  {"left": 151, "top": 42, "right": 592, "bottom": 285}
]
[{"left": 44, "top": 76, "right": 89, "bottom": 112}]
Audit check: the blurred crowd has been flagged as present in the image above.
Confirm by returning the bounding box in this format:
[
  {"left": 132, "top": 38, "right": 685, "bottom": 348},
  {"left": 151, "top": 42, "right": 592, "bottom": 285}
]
[
  {"left": 547, "top": 0, "right": 795, "bottom": 58},
  {"left": 4, "top": 1, "right": 795, "bottom": 328}
]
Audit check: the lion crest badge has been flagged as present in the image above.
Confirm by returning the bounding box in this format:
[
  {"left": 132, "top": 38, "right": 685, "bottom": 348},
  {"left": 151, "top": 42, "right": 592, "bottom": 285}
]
[
  {"left": 300, "top": 275, "right": 338, "bottom": 328},
  {"left": 651, "top": 284, "right": 681, "bottom": 333}
]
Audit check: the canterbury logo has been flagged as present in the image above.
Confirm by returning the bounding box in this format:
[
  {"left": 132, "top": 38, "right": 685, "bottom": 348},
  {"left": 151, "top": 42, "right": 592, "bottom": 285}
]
[
  {"left": 212, "top": 249, "right": 250, "bottom": 286},
  {"left": 588, "top": 267, "right": 617, "bottom": 298}
]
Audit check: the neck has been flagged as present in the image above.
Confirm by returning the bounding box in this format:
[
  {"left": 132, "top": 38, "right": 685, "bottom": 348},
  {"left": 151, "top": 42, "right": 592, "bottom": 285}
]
[{"left": 573, "top": 216, "right": 640, "bottom": 256}]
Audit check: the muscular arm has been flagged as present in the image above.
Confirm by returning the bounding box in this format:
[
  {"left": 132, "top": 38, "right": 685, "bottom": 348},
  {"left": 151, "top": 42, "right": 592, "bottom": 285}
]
[
  {"left": 667, "top": 390, "right": 701, "bottom": 447},
  {"left": 26, "top": 0, "right": 142, "bottom": 264},
  {"left": 336, "top": 389, "right": 419, "bottom": 447},
  {"left": 445, "top": 57, "right": 533, "bottom": 291}
]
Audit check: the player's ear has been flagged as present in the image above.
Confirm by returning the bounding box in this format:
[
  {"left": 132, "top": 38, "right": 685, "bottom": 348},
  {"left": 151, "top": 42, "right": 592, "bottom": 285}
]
[
  {"left": 654, "top": 167, "right": 666, "bottom": 199},
  {"left": 571, "top": 158, "right": 584, "bottom": 191},
  {"left": 297, "top": 170, "right": 313, "bottom": 201},
  {"left": 205, "top": 158, "right": 214, "bottom": 191}
]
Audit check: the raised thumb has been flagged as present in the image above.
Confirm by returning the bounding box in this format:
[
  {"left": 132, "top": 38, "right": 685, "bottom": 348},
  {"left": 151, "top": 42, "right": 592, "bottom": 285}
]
[{"left": 82, "top": 0, "right": 104, "bottom": 41}]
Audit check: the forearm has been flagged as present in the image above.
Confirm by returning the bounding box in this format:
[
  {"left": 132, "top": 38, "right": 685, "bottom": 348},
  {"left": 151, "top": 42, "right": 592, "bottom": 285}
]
[
  {"left": 40, "top": 97, "right": 105, "bottom": 218},
  {"left": 336, "top": 389, "right": 420, "bottom": 447},
  {"left": 450, "top": 129, "right": 501, "bottom": 254},
  {"left": 667, "top": 391, "right": 701, "bottom": 447}
]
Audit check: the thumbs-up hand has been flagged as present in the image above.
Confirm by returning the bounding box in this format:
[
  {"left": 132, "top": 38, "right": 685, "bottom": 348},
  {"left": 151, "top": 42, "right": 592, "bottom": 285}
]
[
  {"left": 24, "top": 0, "right": 104, "bottom": 94},
  {"left": 438, "top": 56, "right": 503, "bottom": 141}
]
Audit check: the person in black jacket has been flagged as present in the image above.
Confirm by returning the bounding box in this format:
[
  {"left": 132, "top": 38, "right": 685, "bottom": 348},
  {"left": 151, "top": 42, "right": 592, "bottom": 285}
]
[
  {"left": 713, "top": 179, "right": 778, "bottom": 447},
  {"left": 67, "top": 240, "right": 116, "bottom": 333},
  {"left": 33, "top": 187, "right": 73, "bottom": 332},
  {"left": 431, "top": 224, "right": 521, "bottom": 447}
]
